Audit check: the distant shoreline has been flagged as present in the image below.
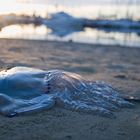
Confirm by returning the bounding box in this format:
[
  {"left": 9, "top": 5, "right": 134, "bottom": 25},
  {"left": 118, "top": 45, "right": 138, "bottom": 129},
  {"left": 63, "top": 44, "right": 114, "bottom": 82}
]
[{"left": 0, "top": 12, "right": 140, "bottom": 48}]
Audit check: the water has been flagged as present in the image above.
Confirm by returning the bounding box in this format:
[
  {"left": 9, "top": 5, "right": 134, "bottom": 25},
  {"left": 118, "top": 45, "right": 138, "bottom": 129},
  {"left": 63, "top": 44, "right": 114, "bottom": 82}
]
[
  {"left": 0, "top": 24, "right": 139, "bottom": 47},
  {"left": 0, "top": 0, "right": 140, "bottom": 47}
]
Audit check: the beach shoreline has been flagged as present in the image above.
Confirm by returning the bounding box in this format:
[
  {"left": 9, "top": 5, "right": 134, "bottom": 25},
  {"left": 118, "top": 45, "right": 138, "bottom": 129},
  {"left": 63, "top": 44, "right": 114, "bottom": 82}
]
[{"left": 0, "top": 38, "right": 140, "bottom": 140}]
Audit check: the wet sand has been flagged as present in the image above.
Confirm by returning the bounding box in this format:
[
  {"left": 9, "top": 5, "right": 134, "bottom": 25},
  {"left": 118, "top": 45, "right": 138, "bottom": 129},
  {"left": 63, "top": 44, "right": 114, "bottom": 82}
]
[{"left": 0, "top": 38, "right": 140, "bottom": 140}]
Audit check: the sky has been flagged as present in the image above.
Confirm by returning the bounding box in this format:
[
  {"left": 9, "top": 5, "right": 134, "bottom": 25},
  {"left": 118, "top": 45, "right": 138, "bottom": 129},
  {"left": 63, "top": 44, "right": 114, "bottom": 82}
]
[
  {"left": 0, "top": 0, "right": 139, "bottom": 17},
  {"left": 24, "top": 0, "right": 140, "bottom": 4},
  {"left": 19, "top": 0, "right": 109, "bottom": 3},
  {"left": 1, "top": 0, "right": 140, "bottom": 5}
]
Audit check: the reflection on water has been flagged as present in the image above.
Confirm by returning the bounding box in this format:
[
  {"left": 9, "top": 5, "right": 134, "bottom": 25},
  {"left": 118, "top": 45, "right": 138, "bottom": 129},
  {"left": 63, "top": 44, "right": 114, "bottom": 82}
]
[
  {"left": 0, "top": 24, "right": 139, "bottom": 47},
  {"left": 0, "top": 24, "right": 51, "bottom": 39},
  {"left": 0, "top": 24, "right": 50, "bottom": 36}
]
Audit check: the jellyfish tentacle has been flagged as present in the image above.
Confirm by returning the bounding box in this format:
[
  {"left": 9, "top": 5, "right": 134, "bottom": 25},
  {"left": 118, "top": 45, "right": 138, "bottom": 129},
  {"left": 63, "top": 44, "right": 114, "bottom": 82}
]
[
  {"left": 56, "top": 94, "right": 115, "bottom": 118},
  {"left": 67, "top": 89, "right": 119, "bottom": 112},
  {"left": 0, "top": 93, "right": 14, "bottom": 106},
  {"left": 81, "top": 97, "right": 119, "bottom": 111},
  {"left": 0, "top": 93, "right": 18, "bottom": 116},
  {"left": 0, "top": 94, "right": 55, "bottom": 117},
  {"left": 12, "top": 95, "right": 55, "bottom": 117},
  {"left": 89, "top": 92, "right": 133, "bottom": 108},
  {"left": 66, "top": 100, "right": 115, "bottom": 118},
  {"left": 85, "top": 82, "right": 134, "bottom": 108}
]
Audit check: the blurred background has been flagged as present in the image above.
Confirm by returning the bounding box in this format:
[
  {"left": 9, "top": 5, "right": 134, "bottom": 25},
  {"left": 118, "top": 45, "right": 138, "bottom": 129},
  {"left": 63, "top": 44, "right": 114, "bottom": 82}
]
[{"left": 0, "top": 0, "right": 140, "bottom": 47}]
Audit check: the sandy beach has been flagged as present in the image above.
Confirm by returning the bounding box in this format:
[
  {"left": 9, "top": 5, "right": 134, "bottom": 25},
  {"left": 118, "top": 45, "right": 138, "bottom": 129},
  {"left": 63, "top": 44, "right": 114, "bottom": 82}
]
[{"left": 0, "top": 38, "right": 140, "bottom": 140}]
